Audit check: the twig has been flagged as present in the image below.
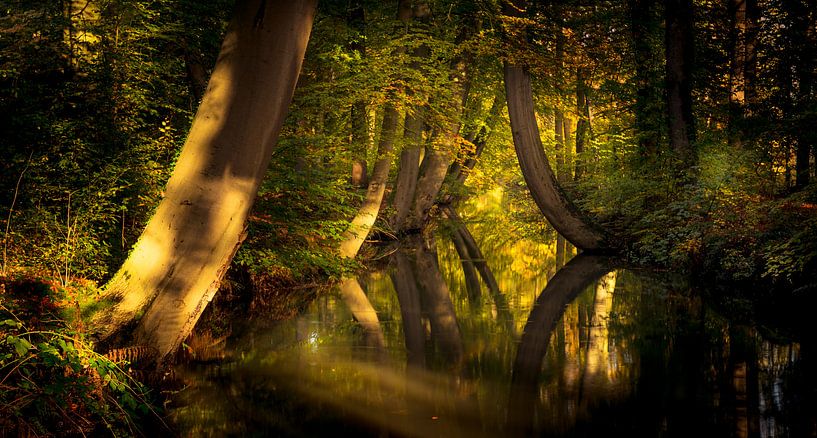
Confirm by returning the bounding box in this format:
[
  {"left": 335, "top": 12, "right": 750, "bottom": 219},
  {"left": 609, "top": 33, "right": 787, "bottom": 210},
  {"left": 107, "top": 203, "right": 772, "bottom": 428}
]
[{"left": 2, "top": 151, "right": 34, "bottom": 276}]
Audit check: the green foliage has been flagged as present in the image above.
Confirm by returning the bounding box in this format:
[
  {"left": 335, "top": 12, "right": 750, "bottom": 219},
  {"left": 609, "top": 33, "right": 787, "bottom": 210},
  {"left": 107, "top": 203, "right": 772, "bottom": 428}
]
[{"left": 0, "top": 281, "right": 160, "bottom": 436}]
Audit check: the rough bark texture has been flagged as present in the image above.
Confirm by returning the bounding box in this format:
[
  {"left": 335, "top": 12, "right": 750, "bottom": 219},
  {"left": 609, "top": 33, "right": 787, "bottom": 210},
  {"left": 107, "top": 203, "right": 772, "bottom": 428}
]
[
  {"left": 391, "top": 128, "right": 423, "bottom": 230},
  {"left": 338, "top": 104, "right": 399, "bottom": 258},
  {"left": 504, "top": 64, "right": 608, "bottom": 250},
  {"left": 93, "top": 0, "right": 317, "bottom": 362},
  {"left": 405, "top": 147, "right": 454, "bottom": 231},
  {"left": 665, "top": 0, "right": 696, "bottom": 165},
  {"left": 508, "top": 255, "right": 615, "bottom": 434}
]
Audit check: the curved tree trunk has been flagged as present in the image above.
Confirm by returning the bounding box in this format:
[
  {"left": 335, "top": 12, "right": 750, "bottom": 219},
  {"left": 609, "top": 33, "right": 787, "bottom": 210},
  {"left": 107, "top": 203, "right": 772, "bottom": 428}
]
[
  {"left": 504, "top": 64, "right": 608, "bottom": 250},
  {"left": 339, "top": 105, "right": 399, "bottom": 258},
  {"left": 93, "top": 0, "right": 317, "bottom": 362}
]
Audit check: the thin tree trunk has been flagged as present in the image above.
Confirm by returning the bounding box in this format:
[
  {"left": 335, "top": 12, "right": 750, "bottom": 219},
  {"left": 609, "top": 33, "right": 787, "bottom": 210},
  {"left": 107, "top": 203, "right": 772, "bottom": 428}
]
[
  {"left": 504, "top": 64, "right": 608, "bottom": 250},
  {"left": 93, "top": 0, "right": 317, "bottom": 362},
  {"left": 575, "top": 68, "right": 590, "bottom": 180},
  {"left": 665, "top": 0, "right": 696, "bottom": 166},
  {"left": 349, "top": 0, "right": 369, "bottom": 187},
  {"left": 728, "top": 0, "right": 747, "bottom": 149},
  {"left": 183, "top": 49, "right": 208, "bottom": 104},
  {"left": 339, "top": 104, "right": 399, "bottom": 258},
  {"left": 628, "top": 0, "right": 661, "bottom": 158},
  {"left": 449, "top": 94, "right": 504, "bottom": 186}
]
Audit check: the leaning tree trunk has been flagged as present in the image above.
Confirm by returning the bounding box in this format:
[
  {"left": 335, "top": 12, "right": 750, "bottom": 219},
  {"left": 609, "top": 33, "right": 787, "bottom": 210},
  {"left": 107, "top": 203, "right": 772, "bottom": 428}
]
[
  {"left": 504, "top": 65, "right": 608, "bottom": 250},
  {"left": 338, "top": 104, "right": 399, "bottom": 258},
  {"left": 92, "top": 0, "right": 317, "bottom": 362}
]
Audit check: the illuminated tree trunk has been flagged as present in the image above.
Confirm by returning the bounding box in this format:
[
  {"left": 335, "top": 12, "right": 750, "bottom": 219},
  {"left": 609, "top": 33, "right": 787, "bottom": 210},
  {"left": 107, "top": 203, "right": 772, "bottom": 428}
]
[
  {"left": 338, "top": 104, "right": 399, "bottom": 258},
  {"left": 728, "top": 0, "right": 748, "bottom": 149},
  {"left": 665, "top": 0, "right": 696, "bottom": 165},
  {"left": 93, "top": 0, "right": 317, "bottom": 361}
]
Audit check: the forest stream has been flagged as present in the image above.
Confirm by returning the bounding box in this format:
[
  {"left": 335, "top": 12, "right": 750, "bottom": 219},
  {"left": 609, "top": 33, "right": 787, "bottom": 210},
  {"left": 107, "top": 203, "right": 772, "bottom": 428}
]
[{"left": 167, "top": 225, "right": 817, "bottom": 437}]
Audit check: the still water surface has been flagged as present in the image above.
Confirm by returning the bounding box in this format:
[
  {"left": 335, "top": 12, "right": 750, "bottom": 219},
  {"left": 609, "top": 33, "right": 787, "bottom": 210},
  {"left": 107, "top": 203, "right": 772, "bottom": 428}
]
[{"left": 170, "top": 228, "right": 815, "bottom": 437}]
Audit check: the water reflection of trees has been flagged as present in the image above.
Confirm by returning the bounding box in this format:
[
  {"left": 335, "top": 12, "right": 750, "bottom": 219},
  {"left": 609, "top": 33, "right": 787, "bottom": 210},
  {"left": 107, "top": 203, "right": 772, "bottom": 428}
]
[{"left": 167, "top": 227, "right": 813, "bottom": 437}]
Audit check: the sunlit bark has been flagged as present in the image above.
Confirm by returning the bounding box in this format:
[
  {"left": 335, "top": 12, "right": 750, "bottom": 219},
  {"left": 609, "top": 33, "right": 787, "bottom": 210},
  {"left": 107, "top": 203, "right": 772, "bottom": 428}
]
[
  {"left": 390, "top": 1, "right": 428, "bottom": 231},
  {"left": 338, "top": 104, "right": 399, "bottom": 258},
  {"left": 92, "top": 0, "right": 317, "bottom": 361},
  {"left": 575, "top": 69, "right": 589, "bottom": 180},
  {"left": 504, "top": 64, "right": 607, "bottom": 250}
]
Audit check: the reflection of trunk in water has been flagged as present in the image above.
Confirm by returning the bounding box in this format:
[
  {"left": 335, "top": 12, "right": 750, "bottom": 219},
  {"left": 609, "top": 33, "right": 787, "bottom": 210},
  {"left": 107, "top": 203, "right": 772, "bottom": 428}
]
[
  {"left": 390, "top": 249, "right": 426, "bottom": 369},
  {"left": 339, "top": 277, "right": 387, "bottom": 357},
  {"left": 390, "top": 239, "right": 470, "bottom": 434},
  {"left": 449, "top": 225, "right": 482, "bottom": 302},
  {"left": 441, "top": 205, "right": 514, "bottom": 334},
  {"left": 412, "top": 235, "right": 464, "bottom": 367},
  {"left": 509, "top": 254, "right": 614, "bottom": 435},
  {"left": 578, "top": 271, "right": 620, "bottom": 407}
]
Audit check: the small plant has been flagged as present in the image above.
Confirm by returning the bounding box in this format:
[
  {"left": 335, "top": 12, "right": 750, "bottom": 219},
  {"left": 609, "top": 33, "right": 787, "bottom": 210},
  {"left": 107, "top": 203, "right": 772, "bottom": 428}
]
[{"left": 1, "top": 283, "right": 163, "bottom": 436}]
